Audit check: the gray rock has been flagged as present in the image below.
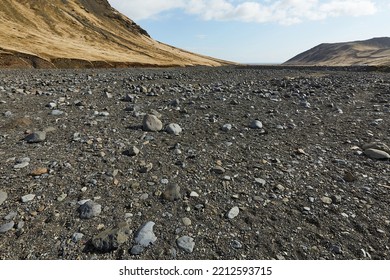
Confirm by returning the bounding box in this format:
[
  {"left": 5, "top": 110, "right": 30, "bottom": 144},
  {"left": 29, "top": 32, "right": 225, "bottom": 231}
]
[
  {"left": 78, "top": 200, "right": 102, "bottom": 219},
  {"left": 166, "top": 123, "right": 182, "bottom": 135},
  {"left": 364, "top": 148, "right": 390, "bottom": 160},
  {"left": 182, "top": 217, "right": 192, "bottom": 226},
  {"left": 255, "top": 178, "right": 266, "bottom": 186},
  {"left": 227, "top": 206, "right": 240, "bottom": 219},
  {"left": 133, "top": 221, "right": 157, "bottom": 247},
  {"left": 51, "top": 110, "right": 64, "bottom": 116},
  {"left": 221, "top": 124, "right": 232, "bottom": 132},
  {"left": 130, "top": 244, "right": 145, "bottom": 255},
  {"left": 0, "top": 191, "right": 7, "bottom": 206},
  {"left": 92, "top": 222, "right": 131, "bottom": 252},
  {"left": 13, "top": 157, "right": 30, "bottom": 169},
  {"left": 0, "top": 221, "right": 14, "bottom": 233},
  {"left": 21, "top": 194, "right": 35, "bottom": 203},
  {"left": 321, "top": 196, "right": 332, "bottom": 204},
  {"left": 362, "top": 142, "right": 390, "bottom": 153},
  {"left": 72, "top": 232, "right": 84, "bottom": 243},
  {"left": 24, "top": 131, "right": 46, "bottom": 143},
  {"left": 4, "top": 211, "right": 17, "bottom": 220},
  {"left": 176, "top": 236, "right": 195, "bottom": 253},
  {"left": 249, "top": 120, "right": 263, "bottom": 129},
  {"left": 143, "top": 114, "right": 163, "bottom": 132},
  {"left": 211, "top": 166, "right": 225, "bottom": 174},
  {"left": 162, "top": 184, "right": 181, "bottom": 201}
]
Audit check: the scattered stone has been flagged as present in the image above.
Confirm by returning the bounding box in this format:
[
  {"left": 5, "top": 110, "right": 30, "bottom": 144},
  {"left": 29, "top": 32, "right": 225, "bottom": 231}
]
[
  {"left": 134, "top": 222, "right": 157, "bottom": 247},
  {"left": 139, "top": 162, "right": 153, "bottom": 173},
  {"left": 78, "top": 200, "right": 102, "bottom": 219},
  {"left": 4, "top": 211, "right": 17, "bottom": 220},
  {"left": 72, "top": 232, "right": 84, "bottom": 243},
  {"left": 364, "top": 148, "right": 390, "bottom": 160},
  {"left": 343, "top": 171, "right": 356, "bottom": 182},
  {"left": 182, "top": 217, "right": 192, "bottom": 226},
  {"left": 142, "top": 114, "right": 163, "bottom": 132},
  {"left": 249, "top": 120, "right": 263, "bottom": 129},
  {"left": 21, "top": 194, "right": 35, "bottom": 203},
  {"left": 227, "top": 206, "right": 240, "bottom": 219},
  {"left": 255, "top": 178, "right": 266, "bottom": 186},
  {"left": 166, "top": 123, "right": 182, "bottom": 135},
  {"left": 51, "top": 109, "right": 64, "bottom": 116},
  {"left": 125, "top": 146, "right": 140, "bottom": 157},
  {"left": 0, "top": 191, "right": 7, "bottom": 206},
  {"left": 231, "top": 240, "right": 243, "bottom": 249},
  {"left": 177, "top": 236, "right": 195, "bottom": 253},
  {"left": 30, "top": 168, "right": 49, "bottom": 176},
  {"left": 13, "top": 157, "right": 30, "bottom": 169},
  {"left": 0, "top": 221, "right": 14, "bottom": 233},
  {"left": 92, "top": 222, "right": 131, "bottom": 252},
  {"left": 362, "top": 142, "right": 390, "bottom": 153},
  {"left": 331, "top": 195, "right": 342, "bottom": 204},
  {"left": 162, "top": 184, "right": 181, "bottom": 201},
  {"left": 321, "top": 196, "right": 332, "bottom": 205},
  {"left": 211, "top": 166, "right": 225, "bottom": 174},
  {"left": 221, "top": 124, "right": 232, "bottom": 132},
  {"left": 24, "top": 131, "right": 46, "bottom": 143},
  {"left": 57, "top": 193, "right": 67, "bottom": 202}
]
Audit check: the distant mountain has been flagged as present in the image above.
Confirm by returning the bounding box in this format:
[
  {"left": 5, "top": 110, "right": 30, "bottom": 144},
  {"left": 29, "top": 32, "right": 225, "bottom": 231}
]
[
  {"left": 0, "top": 0, "right": 231, "bottom": 68},
  {"left": 283, "top": 37, "right": 390, "bottom": 66}
]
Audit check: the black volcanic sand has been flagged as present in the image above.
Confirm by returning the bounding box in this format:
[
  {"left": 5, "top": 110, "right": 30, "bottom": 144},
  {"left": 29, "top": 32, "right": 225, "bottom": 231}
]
[{"left": 0, "top": 66, "right": 389, "bottom": 260}]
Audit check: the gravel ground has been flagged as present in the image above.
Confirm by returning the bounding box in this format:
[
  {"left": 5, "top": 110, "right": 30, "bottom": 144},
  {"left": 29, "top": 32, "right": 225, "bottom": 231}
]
[{"left": 0, "top": 66, "right": 389, "bottom": 260}]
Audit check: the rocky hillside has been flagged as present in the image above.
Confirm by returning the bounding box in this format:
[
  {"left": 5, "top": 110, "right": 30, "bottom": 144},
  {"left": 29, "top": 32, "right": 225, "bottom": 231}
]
[
  {"left": 0, "top": 0, "right": 230, "bottom": 68},
  {"left": 284, "top": 37, "right": 390, "bottom": 66}
]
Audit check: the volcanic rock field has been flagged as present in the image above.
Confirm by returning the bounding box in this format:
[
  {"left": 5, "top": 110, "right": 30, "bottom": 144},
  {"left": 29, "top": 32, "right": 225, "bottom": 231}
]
[{"left": 0, "top": 66, "right": 389, "bottom": 260}]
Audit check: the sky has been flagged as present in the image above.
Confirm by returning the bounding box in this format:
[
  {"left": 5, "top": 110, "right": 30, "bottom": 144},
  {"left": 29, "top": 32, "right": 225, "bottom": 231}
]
[{"left": 108, "top": 0, "right": 390, "bottom": 64}]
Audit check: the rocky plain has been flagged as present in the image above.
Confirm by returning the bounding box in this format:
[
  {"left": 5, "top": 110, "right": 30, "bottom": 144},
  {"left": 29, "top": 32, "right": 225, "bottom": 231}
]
[{"left": 0, "top": 66, "right": 389, "bottom": 260}]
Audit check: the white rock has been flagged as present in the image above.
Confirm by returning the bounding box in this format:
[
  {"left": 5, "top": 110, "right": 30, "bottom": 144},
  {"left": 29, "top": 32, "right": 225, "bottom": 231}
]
[
  {"left": 177, "top": 236, "right": 195, "bottom": 253},
  {"left": 134, "top": 221, "right": 157, "bottom": 247},
  {"left": 21, "top": 194, "right": 35, "bottom": 203},
  {"left": 166, "top": 123, "right": 182, "bottom": 135},
  {"left": 227, "top": 206, "right": 240, "bottom": 219}
]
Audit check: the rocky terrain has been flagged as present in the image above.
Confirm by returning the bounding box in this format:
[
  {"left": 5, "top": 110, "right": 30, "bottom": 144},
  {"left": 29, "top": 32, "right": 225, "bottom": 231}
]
[
  {"left": 0, "top": 66, "right": 389, "bottom": 260},
  {"left": 284, "top": 37, "right": 390, "bottom": 66},
  {"left": 0, "top": 0, "right": 229, "bottom": 68}
]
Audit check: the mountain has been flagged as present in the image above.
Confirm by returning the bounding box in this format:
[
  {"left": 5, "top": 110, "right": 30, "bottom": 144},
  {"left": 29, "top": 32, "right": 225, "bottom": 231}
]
[
  {"left": 283, "top": 37, "right": 390, "bottom": 66},
  {"left": 0, "top": 0, "right": 230, "bottom": 68}
]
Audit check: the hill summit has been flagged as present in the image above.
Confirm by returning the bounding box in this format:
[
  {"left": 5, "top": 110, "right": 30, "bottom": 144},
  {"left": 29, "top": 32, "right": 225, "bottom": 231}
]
[
  {"left": 284, "top": 37, "right": 390, "bottom": 66},
  {"left": 0, "top": 0, "right": 230, "bottom": 68}
]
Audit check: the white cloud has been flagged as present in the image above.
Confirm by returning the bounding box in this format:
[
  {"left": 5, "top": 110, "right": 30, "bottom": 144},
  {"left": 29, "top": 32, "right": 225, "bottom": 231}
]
[{"left": 108, "top": 0, "right": 378, "bottom": 25}]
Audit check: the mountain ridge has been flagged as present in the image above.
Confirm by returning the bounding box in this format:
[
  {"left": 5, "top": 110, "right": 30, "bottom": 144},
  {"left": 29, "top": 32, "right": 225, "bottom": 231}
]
[
  {"left": 283, "top": 37, "right": 390, "bottom": 66},
  {"left": 0, "top": 0, "right": 231, "bottom": 68}
]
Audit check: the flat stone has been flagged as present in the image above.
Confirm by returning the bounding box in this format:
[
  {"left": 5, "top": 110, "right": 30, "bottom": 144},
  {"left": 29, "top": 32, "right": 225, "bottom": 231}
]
[
  {"left": 255, "top": 178, "right": 266, "bottom": 186},
  {"left": 13, "top": 162, "right": 29, "bottom": 169},
  {"left": 78, "top": 200, "right": 102, "bottom": 219},
  {"left": 142, "top": 114, "right": 163, "bottom": 132},
  {"left": 133, "top": 221, "right": 157, "bottom": 247},
  {"left": 362, "top": 142, "right": 390, "bottom": 153},
  {"left": 21, "top": 194, "right": 35, "bottom": 203},
  {"left": 51, "top": 110, "right": 64, "bottom": 116},
  {"left": 30, "top": 168, "right": 48, "bottom": 176},
  {"left": 0, "top": 191, "right": 7, "bottom": 205},
  {"left": 227, "top": 206, "right": 240, "bottom": 219},
  {"left": 211, "top": 166, "right": 225, "bottom": 174},
  {"left": 24, "top": 131, "right": 46, "bottom": 143},
  {"left": 176, "top": 236, "right": 195, "bottom": 253},
  {"left": 92, "top": 222, "right": 131, "bottom": 252},
  {"left": 364, "top": 148, "right": 390, "bottom": 160},
  {"left": 0, "top": 221, "right": 14, "bottom": 233},
  {"left": 166, "top": 123, "right": 182, "bottom": 135}
]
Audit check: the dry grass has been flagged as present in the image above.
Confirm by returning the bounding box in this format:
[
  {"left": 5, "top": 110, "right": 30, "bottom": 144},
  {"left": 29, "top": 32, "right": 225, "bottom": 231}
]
[{"left": 0, "top": 0, "right": 232, "bottom": 68}]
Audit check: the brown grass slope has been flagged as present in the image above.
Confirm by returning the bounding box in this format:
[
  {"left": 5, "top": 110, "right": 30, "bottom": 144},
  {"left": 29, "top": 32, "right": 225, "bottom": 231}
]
[
  {"left": 0, "top": 0, "right": 231, "bottom": 68},
  {"left": 283, "top": 37, "right": 390, "bottom": 66}
]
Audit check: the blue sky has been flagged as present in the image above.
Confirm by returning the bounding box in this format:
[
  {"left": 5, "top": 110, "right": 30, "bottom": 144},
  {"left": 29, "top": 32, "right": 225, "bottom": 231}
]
[{"left": 108, "top": 0, "right": 390, "bottom": 63}]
